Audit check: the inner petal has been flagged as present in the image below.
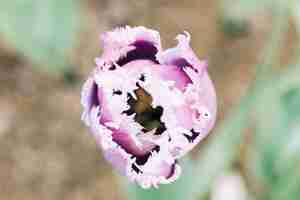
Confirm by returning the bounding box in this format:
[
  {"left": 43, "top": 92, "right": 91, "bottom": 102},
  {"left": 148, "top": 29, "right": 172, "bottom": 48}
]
[{"left": 154, "top": 64, "right": 192, "bottom": 91}]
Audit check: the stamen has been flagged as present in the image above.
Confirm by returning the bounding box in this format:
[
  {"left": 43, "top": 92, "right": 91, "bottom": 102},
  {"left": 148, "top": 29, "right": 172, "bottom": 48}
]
[
  {"left": 109, "top": 64, "right": 117, "bottom": 70},
  {"left": 122, "top": 86, "right": 166, "bottom": 135},
  {"left": 139, "top": 74, "right": 146, "bottom": 82},
  {"left": 132, "top": 163, "right": 143, "bottom": 174},
  {"left": 113, "top": 89, "right": 123, "bottom": 95},
  {"left": 153, "top": 122, "right": 166, "bottom": 135},
  {"left": 184, "top": 129, "right": 200, "bottom": 143},
  {"left": 136, "top": 152, "right": 151, "bottom": 165}
]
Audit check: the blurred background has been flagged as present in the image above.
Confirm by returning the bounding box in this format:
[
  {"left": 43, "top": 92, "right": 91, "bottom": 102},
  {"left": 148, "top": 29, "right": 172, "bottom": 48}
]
[{"left": 0, "top": 0, "right": 299, "bottom": 200}]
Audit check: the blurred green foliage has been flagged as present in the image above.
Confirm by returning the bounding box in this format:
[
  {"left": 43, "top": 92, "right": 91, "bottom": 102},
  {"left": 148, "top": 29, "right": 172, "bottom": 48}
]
[{"left": 0, "top": 0, "right": 81, "bottom": 73}]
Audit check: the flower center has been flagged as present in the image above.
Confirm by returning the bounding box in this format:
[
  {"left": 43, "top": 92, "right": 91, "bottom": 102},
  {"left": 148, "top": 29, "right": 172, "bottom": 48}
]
[{"left": 123, "top": 86, "right": 166, "bottom": 135}]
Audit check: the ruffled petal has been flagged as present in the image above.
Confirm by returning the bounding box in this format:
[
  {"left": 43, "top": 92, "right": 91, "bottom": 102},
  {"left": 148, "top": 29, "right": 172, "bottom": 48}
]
[
  {"left": 170, "top": 71, "right": 217, "bottom": 158},
  {"left": 127, "top": 138, "right": 182, "bottom": 188},
  {"left": 96, "top": 26, "right": 162, "bottom": 69},
  {"left": 81, "top": 76, "right": 100, "bottom": 126},
  {"left": 88, "top": 105, "right": 181, "bottom": 188},
  {"left": 157, "top": 31, "right": 207, "bottom": 74}
]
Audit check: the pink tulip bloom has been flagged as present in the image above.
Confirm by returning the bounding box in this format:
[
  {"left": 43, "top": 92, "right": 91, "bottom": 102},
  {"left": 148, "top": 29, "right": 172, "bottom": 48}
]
[{"left": 81, "top": 26, "right": 217, "bottom": 188}]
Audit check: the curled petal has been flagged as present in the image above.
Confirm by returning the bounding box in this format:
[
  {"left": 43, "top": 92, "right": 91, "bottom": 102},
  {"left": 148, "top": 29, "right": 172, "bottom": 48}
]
[
  {"left": 127, "top": 144, "right": 181, "bottom": 189},
  {"left": 96, "top": 26, "right": 162, "bottom": 69},
  {"left": 157, "top": 31, "right": 207, "bottom": 74},
  {"left": 101, "top": 26, "right": 161, "bottom": 52}
]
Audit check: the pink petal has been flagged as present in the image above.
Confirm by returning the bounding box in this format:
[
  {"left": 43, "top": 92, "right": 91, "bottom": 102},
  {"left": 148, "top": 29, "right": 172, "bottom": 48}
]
[
  {"left": 96, "top": 26, "right": 162, "bottom": 69},
  {"left": 81, "top": 26, "right": 217, "bottom": 189},
  {"left": 157, "top": 31, "right": 207, "bottom": 74}
]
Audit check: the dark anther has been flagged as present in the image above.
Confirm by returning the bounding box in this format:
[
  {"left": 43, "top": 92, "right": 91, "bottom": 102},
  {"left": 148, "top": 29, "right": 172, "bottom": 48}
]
[
  {"left": 132, "top": 163, "right": 143, "bottom": 174},
  {"left": 135, "top": 152, "right": 151, "bottom": 166},
  {"left": 113, "top": 89, "right": 122, "bottom": 95},
  {"left": 139, "top": 74, "right": 146, "bottom": 82},
  {"left": 126, "top": 93, "right": 137, "bottom": 104},
  {"left": 153, "top": 106, "right": 163, "bottom": 118},
  {"left": 122, "top": 93, "right": 137, "bottom": 115},
  {"left": 154, "top": 122, "right": 166, "bottom": 135},
  {"left": 184, "top": 129, "right": 200, "bottom": 143},
  {"left": 109, "top": 65, "right": 116, "bottom": 70},
  {"left": 141, "top": 128, "right": 148, "bottom": 133},
  {"left": 122, "top": 109, "right": 135, "bottom": 115},
  {"left": 152, "top": 145, "right": 160, "bottom": 153}
]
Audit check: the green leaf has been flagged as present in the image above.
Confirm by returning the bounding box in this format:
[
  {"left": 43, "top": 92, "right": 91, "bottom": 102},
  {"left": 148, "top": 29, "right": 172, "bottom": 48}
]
[{"left": 0, "top": 0, "right": 81, "bottom": 73}]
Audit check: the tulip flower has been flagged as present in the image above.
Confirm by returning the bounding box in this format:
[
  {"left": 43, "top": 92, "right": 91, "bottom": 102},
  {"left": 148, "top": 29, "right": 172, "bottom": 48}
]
[{"left": 81, "top": 26, "right": 217, "bottom": 188}]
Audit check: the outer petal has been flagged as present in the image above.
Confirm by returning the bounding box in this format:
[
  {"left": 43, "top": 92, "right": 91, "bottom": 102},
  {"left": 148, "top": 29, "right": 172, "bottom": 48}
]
[
  {"left": 156, "top": 32, "right": 217, "bottom": 157},
  {"left": 89, "top": 106, "right": 131, "bottom": 176},
  {"left": 127, "top": 137, "right": 182, "bottom": 189},
  {"left": 101, "top": 26, "right": 161, "bottom": 52},
  {"left": 131, "top": 160, "right": 182, "bottom": 189},
  {"left": 157, "top": 31, "right": 208, "bottom": 74},
  {"left": 184, "top": 68, "right": 217, "bottom": 133},
  {"left": 81, "top": 75, "right": 99, "bottom": 126},
  {"left": 95, "top": 26, "right": 162, "bottom": 69},
  {"left": 170, "top": 70, "right": 217, "bottom": 158},
  {"left": 88, "top": 105, "right": 181, "bottom": 188}
]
